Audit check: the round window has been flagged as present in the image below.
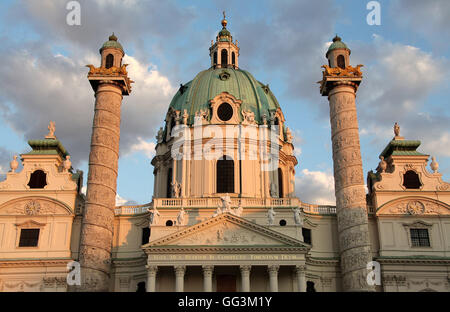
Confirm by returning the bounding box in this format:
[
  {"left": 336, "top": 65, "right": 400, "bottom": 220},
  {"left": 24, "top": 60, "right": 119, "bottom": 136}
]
[
  {"left": 279, "top": 219, "right": 287, "bottom": 226},
  {"left": 165, "top": 220, "right": 173, "bottom": 226},
  {"left": 217, "top": 103, "right": 233, "bottom": 121}
]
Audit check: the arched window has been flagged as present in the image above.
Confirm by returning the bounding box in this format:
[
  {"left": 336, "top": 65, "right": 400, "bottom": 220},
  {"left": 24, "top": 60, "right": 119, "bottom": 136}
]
[
  {"left": 167, "top": 168, "right": 173, "bottom": 197},
  {"left": 142, "top": 227, "right": 150, "bottom": 245},
  {"left": 232, "top": 52, "right": 235, "bottom": 66},
  {"left": 221, "top": 49, "right": 228, "bottom": 67},
  {"left": 278, "top": 168, "right": 283, "bottom": 198},
  {"left": 136, "top": 282, "right": 146, "bottom": 292},
  {"left": 213, "top": 52, "right": 217, "bottom": 66},
  {"left": 217, "top": 156, "right": 234, "bottom": 193},
  {"left": 306, "top": 281, "right": 316, "bottom": 292},
  {"left": 337, "top": 55, "right": 345, "bottom": 69},
  {"left": 105, "top": 54, "right": 114, "bottom": 69},
  {"left": 403, "top": 170, "right": 421, "bottom": 189},
  {"left": 28, "top": 170, "right": 47, "bottom": 189}
]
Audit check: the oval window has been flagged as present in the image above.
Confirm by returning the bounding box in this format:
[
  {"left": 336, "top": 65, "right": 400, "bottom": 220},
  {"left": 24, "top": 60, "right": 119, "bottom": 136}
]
[{"left": 217, "top": 103, "right": 233, "bottom": 121}]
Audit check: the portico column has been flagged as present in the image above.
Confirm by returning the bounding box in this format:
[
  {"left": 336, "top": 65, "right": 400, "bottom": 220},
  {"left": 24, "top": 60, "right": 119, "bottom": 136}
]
[
  {"left": 174, "top": 265, "right": 186, "bottom": 292},
  {"left": 267, "top": 265, "right": 279, "bottom": 292},
  {"left": 146, "top": 265, "right": 158, "bottom": 292},
  {"left": 295, "top": 265, "right": 306, "bottom": 292},
  {"left": 202, "top": 265, "right": 214, "bottom": 292},
  {"left": 240, "top": 265, "right": 251, "bottom": 292}
]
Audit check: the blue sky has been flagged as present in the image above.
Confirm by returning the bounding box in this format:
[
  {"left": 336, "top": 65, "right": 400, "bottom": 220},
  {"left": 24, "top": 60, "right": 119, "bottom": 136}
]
[{"left": 0, "top": 0, "right": 449, "bottom": 205}]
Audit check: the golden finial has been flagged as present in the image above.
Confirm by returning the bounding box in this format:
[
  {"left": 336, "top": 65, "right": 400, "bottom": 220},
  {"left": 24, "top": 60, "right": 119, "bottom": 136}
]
[{"left": 221, "top": 11, "right": 227, "bottom": 28}]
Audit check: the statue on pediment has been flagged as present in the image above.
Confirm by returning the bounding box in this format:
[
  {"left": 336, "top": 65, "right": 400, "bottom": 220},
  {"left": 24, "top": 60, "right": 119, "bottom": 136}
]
[
  {"left": 177, "top": 207, "right": 186, "bottom": 225},
  {"left": 148, "top": 206, "right": 161, "bottom": 225},
  {"left": 292, "top": 207, "right": 303, "bottom": 226},
  {"left": 267, "top": 207, "right": 276, "bottom": 226}
]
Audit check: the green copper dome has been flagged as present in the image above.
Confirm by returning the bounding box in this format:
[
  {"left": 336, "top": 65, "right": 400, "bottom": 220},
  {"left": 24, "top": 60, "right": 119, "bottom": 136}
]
[
  {"left": 326, "top": 35, "right": 350, "bottom": 57},
  {"left": 100, "top": 33, "right": 124, "bottom": 53},
  {"left": 169, "top": 67, "right": 280, "bottom": 125}
]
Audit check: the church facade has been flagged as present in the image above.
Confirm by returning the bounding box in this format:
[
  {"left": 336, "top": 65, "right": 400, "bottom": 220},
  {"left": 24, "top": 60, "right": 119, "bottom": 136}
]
[{"left": 0, "top": 17, "right": 449, "bottom": 292}]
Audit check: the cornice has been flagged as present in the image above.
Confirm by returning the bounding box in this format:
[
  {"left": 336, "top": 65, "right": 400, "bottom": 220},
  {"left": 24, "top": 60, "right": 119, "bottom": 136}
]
[{"left": 0, "top": 258, "right": 73, "bottom": 267}]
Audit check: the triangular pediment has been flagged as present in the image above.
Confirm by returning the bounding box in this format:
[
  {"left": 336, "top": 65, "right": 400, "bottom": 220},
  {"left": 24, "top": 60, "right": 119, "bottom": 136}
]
[{"left": 145, "top": 213, "right": 308, "bottom": 248}]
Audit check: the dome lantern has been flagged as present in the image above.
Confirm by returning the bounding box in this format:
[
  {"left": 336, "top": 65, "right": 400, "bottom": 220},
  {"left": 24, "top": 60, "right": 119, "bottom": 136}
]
[
  {"left": 326, "top": 34, "right": 351, "bottom": 69},
  {"left": 209, "top": 12, "right": 240, "bottom": 69}
]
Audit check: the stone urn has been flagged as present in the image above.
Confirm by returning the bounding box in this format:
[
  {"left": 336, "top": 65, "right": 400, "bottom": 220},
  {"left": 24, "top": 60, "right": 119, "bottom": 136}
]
[
  {"left": 63, "top": 155, "right": 72, "bottom": 172},
  {"left": 379, "top": 156, "right": 387, "bottom": 173},
  {"left": 10, "top": 155, "right": 18, "bottom": 173},
  {"left": 430, "top": 156, "right": 439, "bottom": 173}
]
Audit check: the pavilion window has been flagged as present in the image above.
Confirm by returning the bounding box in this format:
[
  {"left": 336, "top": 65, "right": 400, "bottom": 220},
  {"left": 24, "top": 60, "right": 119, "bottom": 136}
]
[
  {"left": 136, "top": 282, "right": 146, "bottom": 292},
  {"left": 306, "top": 281, "right": 316, "bottom": 292},
  {"left": 217, "top": 156, "right": 234, "bottom": 193},
  {"left": 19, "top": 229, "right": 40, "bottom": 247},
  {"left": 337, "top": 55, "right": 345, "bottom": 69},
  {"left": 403, "top": 170, "right": 421, "bottom": 189},
  {"left": 410, "top": 229, "right": 430, "bottom": 247},
  {"left": 213, "top": 52, "right": 217, "bottom": 66},
  {"left": 221, "top": 49, "right": 228, "bottom": 67},
  {"left": 105, "top": 54, "right": 114, "bottom": 69},
  {"left": 28, "top": 170, "right": 47, "bottom": 189},
  {"left": 232, "top": 52, "right": 235, "bottom": 66}
]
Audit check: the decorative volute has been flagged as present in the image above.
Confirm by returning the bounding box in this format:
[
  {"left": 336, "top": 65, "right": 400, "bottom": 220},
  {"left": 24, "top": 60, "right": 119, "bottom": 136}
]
[{"left": 209, "top": 12, "right": 240, "bottom": 69}]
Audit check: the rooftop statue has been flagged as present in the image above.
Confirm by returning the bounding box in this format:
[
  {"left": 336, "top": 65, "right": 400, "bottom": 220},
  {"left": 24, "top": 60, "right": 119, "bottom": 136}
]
[{"left": 45, "top": 121, "right": 56, "bottom": 139}]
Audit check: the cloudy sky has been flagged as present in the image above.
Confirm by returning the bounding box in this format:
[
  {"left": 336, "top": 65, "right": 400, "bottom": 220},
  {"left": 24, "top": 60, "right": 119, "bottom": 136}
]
[{"left": 0, "top": 0, "right": 449, "bottom": 206}]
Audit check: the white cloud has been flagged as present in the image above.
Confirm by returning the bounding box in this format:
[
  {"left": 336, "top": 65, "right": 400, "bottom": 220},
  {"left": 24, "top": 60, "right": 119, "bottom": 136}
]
[
  {"left": 129, "top": 137, "right": 156, "bottom": 159},
  {"left": 295, "top": 169, "right": 335, "bottom": 205},
  {"left": 0, "top": 44, "right": 175, "bottom": 167}
]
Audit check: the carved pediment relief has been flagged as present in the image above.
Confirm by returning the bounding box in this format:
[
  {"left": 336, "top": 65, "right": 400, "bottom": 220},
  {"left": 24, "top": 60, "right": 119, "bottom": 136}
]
[
  {"left": 145, "top": 213, "right": 307, "bottom": 248},
  {"left": 0, "top": 196, "right": 73, "bottom": 216},
  {"left": 377, "top": 197, "right": 450, "bottom": 216}
]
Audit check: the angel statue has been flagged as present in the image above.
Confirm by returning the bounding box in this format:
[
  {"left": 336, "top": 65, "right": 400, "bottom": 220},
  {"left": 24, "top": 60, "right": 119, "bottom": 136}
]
[
  {"left": 212, "top": 206, "right": 222, "bottom": 218},
  {"left": 233, "top": 204, "right": 243, "bottom": 217},
  {"left": 292, "top": 207, "right": 304, "bottom": 227},
  {"left": 267, "top": 207, "right": 276, "bottom": 226}
]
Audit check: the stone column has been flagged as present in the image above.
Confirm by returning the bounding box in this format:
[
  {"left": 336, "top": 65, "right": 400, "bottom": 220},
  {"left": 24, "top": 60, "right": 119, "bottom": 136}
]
[
  {"left": 295, "top": 265, "right": 306, "bottom": 292},
  {"left": 202, "top": 265, "right": 214, "bottom": 292},
  {"left": 267, "top": 265, "right": 279, "bottom": 292},
  {"left": 146, "top": 265, "right": 158, "bottom": 292},
  {"left": 78, "top": 82, "right": 124, "bottom": 291},
  {"left": 325, "top": 82, "right": 373, "bottom": 291},
  {"left": 240, "top": 265, "right": 251, "bottom": 292},
  {"left": 174, "top": 265, "right": 186, "bottom": 292}
]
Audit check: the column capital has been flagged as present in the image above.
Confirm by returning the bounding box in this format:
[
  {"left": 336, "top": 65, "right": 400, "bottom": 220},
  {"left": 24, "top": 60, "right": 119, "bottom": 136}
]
[
  {"left": 294, "top": 265, "right": 306, "bottom": 273},
  {"left": 267, "top": 265, "right": 279, "bottom": 274},
  {"left": 202, "top": 265, "right": 214, "bottom": 275},
  {"left": 240, "top": 265, "right": 252, "bottom": 274},
  {"left": 174, "top": 265, "right": 186, "bottom": 277},
  {"left": 146, "top": 265, "right": 158, "bottom": 274}
]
